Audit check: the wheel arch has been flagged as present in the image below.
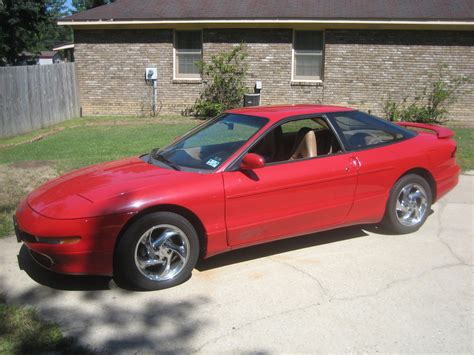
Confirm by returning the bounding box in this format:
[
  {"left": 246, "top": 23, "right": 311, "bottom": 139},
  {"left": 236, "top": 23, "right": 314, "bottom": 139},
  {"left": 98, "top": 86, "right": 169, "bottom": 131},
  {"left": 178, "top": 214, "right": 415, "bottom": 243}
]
[
  {"left": 113, "top": 204, "right": 208, "bottom": 271},
  {"left": 398, "top": 167, "right": 437, "bottom": 202}
]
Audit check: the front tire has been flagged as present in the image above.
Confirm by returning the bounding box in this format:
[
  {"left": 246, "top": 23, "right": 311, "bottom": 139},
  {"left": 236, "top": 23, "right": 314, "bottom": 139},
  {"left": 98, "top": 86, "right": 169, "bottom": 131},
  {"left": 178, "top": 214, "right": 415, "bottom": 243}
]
[
  {"left": 114, "top": 212, "right": 199, "bottom": 291},
  {"left": 381, "top": 174, "right": 432, "bottom": 234}
]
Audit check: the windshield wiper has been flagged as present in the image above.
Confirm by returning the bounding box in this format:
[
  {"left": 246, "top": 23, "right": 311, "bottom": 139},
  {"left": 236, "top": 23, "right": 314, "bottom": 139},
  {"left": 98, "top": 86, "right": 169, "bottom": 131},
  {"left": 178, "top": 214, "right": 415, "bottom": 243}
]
[
  {"left": 153, "top": 151, "right": 181, "bottom": 171},
  {"left": 148, "top": 148, "right": 159, "bottom": 163}
]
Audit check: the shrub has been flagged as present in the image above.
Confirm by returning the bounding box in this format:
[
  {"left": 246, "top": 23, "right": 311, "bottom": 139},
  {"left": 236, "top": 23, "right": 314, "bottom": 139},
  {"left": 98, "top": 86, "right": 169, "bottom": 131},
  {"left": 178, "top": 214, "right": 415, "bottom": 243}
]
[
  {"left": 383, "top": 64, "right": 470, "bottom": 124},
  {"left": 189, "top": 43, "right": 248, "bottom": 118}
]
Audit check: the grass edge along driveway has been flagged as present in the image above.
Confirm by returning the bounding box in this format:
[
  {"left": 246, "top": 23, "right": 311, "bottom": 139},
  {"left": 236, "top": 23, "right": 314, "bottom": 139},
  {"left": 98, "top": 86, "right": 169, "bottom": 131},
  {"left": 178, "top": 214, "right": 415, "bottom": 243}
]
[{"left": 0, "top": 294, "right": 92, "bottom": 354}]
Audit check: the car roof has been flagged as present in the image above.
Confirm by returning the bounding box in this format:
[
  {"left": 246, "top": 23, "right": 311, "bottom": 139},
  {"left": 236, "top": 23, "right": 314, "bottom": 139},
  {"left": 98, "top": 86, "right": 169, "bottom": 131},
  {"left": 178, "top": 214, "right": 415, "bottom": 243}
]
[{"left": 227, "top": 104, "right": 355, "bottom": 123}]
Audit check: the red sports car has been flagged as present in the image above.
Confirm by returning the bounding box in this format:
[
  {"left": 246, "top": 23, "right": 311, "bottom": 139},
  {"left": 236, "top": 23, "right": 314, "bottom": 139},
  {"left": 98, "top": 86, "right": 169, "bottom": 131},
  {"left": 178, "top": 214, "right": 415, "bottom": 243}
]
[{"left": 15, "top": 105, "right": 460, "bottom": 290}]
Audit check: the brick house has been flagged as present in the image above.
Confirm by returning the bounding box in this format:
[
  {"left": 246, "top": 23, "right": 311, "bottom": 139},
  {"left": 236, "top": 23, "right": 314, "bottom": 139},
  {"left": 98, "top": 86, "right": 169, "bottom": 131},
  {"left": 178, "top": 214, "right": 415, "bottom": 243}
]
[{"left": 60, "top": 0, "right": 474, "bottom": 122}]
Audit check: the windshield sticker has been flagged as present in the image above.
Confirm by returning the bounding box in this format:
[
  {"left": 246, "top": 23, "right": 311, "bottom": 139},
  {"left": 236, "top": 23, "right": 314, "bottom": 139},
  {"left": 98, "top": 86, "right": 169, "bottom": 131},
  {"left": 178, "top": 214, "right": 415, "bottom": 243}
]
[{"left": 206, "top": 159, "right": 221, "bottom": 168}]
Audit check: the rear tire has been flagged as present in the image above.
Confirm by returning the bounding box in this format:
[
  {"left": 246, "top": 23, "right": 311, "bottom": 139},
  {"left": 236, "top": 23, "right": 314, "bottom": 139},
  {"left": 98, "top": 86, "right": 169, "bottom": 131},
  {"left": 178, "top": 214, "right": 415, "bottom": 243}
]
[
  {"left": 381, "top": 174, "right": 432, "bottom": 234},
  {"left": 114, "top": 212, "right": 199, "bottom": 291}
]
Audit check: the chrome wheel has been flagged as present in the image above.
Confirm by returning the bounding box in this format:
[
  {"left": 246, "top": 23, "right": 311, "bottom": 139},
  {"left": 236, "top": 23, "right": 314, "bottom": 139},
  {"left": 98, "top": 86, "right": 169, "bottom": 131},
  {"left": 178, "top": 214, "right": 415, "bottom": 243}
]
[
  {"left": 134, "top": 224, "right": 190, "bottom": 281},
  {"left": 396, "top": 183, "right": 428, "bottom": 227}
]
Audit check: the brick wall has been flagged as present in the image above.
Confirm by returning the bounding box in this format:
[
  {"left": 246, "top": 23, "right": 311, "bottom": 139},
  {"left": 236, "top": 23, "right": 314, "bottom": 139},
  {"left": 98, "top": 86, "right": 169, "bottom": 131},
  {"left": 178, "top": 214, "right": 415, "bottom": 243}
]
[
  {"left": 203, "top": 29, "right": 324, "bottom": 107},
  {"left": 324, "top": 30, "right": 474, "bottom": 121},
  {"left": 75, "top": 28, "right": 474, "bottom": 122},
  {"left": 75, "top": 29, "right": 201, "bottom": 115}
]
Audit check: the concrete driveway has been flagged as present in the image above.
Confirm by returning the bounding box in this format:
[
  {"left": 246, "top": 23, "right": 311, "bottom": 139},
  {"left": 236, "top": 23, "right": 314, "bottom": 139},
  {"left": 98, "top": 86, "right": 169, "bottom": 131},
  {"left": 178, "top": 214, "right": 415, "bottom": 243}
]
[{"left": 0, "top": 174, "right": 472, "bottom": 353}]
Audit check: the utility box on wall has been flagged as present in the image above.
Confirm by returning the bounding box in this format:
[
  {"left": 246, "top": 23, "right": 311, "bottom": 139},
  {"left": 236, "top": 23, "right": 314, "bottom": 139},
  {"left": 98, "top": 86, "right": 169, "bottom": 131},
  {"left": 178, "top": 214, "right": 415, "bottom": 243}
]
[
  {"left": 145, "top": 67, "right": 157, "bottom": 80},
  {"left": 243, "top": 93, "right": 260, "bottom": 107}
]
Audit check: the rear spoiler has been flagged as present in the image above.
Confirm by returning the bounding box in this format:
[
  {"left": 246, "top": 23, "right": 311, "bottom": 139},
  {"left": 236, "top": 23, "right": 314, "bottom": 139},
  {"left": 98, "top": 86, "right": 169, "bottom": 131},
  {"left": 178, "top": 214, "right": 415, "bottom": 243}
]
[{"left": 396, "top": 122, "right": 454, "bottom": 138}]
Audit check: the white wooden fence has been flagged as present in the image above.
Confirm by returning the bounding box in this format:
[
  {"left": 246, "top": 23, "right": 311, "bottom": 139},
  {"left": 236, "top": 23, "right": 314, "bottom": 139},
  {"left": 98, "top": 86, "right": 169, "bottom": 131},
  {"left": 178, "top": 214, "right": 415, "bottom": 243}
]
[{"left": 0, "top": 63, "right": 80, "bottom": 138}]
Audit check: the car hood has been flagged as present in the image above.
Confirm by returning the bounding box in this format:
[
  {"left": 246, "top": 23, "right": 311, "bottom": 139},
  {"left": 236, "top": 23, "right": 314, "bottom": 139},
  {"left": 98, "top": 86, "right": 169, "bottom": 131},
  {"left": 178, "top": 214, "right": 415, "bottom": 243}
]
[{"left": 27, "top": 157, "right": 176, "bottom": 219}]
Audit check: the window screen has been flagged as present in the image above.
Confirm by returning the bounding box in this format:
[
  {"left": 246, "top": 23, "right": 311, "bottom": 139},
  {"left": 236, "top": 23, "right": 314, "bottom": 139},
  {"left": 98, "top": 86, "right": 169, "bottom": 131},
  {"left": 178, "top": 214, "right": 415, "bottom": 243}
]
[
  {"left": 293, "top": 31, "right": 324, "bottom": 81},
  {"left": 175, "top": 31, "right": 202, "bottom": 79}
]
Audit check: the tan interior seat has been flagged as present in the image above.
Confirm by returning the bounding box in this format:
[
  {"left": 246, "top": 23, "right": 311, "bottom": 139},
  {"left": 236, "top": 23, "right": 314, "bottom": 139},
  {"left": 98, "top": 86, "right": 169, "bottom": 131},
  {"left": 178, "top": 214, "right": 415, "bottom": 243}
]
[{"left": 291, "top": 130, "right": 317, "bottom": 160}]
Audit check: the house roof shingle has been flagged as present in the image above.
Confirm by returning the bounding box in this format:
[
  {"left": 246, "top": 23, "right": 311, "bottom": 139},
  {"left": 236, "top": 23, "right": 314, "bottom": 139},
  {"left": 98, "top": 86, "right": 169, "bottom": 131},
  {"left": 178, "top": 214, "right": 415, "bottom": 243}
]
[{"left": 62, "top": 0, "right": 474, "bottom": 22}]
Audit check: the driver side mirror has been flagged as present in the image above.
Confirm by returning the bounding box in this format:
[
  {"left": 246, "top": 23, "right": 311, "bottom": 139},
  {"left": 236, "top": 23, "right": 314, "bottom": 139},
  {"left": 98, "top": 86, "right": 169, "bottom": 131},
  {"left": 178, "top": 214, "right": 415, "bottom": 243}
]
[{"left": 240, "top": 153, "right": 265, "bottom": 170}]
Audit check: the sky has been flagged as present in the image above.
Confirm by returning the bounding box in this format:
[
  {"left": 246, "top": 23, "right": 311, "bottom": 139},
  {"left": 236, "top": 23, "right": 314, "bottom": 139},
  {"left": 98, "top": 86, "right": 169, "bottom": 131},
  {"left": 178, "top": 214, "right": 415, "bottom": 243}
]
[{"left": 65, "top": 0, "right": 74, "bottom": 10}]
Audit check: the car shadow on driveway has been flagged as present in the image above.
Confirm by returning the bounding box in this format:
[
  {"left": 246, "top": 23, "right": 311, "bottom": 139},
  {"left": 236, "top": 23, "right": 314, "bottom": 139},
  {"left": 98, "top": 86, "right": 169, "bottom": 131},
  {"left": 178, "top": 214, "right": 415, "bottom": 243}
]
[
  {"left": 18, "top": 224, "right": 377, "bottom": 290},
  {"left": 18, "top": 245, "right": 113, "bottom": 291},
  {"left": 197, "top": 225, "right": 370, "bottom": 271}
]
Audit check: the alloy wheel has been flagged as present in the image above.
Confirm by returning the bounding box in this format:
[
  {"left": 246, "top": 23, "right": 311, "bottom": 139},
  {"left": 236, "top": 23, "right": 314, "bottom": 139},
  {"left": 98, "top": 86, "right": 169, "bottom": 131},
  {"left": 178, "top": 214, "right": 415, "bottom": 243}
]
[
  {"left": 396, "top": 183, "right": 428, "bottom": 227},
  {"left": 134, "top": 224, "right": 190, "bottom": 281}
]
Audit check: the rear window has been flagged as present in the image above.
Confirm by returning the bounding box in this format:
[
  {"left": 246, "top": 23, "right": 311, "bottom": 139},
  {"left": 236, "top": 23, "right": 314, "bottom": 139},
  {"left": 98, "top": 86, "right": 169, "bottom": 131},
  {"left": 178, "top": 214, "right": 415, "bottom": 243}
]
[{"left": 327, "top": 111, "right": 415, "bottom": 150}]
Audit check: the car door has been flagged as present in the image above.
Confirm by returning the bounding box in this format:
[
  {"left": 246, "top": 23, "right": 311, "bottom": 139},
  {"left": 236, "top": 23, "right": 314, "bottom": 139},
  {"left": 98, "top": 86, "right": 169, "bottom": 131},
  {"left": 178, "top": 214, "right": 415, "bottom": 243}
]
[
  {"left": 222, "top": 124, "right": 358, "bottom": 247},
  {"left": 326, "top": 110, "right": 419, "bottom": 224}
]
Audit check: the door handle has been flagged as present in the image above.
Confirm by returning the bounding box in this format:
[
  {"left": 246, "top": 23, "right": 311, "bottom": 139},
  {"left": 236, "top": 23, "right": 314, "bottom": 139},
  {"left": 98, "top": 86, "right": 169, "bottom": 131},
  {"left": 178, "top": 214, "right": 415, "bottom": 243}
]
[{"left": 349, "top": 156, "right": 361, "bottom": 170}]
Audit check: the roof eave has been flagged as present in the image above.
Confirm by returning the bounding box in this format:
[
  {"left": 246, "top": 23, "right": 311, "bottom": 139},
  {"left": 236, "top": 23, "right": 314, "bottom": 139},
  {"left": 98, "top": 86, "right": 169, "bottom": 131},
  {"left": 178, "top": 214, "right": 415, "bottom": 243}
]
[{"left": 57, "top": 18, "right": 474, "bottom": 30}]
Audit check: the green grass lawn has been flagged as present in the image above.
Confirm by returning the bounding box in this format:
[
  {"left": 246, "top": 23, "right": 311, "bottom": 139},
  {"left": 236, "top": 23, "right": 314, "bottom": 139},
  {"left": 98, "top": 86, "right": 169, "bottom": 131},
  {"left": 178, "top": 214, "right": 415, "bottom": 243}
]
[
  {"left": 0, "top": 295, "right": 90, "bottom": 354},
  {"left": 0, "top": 117, "right": 198, "bottom": 240},
  {"left": 0, "top": 123, "right": 196, "bottom": 172},
  {"left": 452, "top": 127, "right": 474, "bottom": 172},
  {"left": 0, "top": 114, "right": 191, "bottom": 147}
]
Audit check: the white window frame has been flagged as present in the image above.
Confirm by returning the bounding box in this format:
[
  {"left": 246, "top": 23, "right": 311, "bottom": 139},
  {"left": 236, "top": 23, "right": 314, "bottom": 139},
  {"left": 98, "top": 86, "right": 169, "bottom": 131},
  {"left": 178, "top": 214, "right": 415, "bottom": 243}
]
[
  {"left": 173, "top": 30, "right": 203, "bottom": 80},
  {"left": 291, "top": 30, "right": 325, "bottom": 82}
]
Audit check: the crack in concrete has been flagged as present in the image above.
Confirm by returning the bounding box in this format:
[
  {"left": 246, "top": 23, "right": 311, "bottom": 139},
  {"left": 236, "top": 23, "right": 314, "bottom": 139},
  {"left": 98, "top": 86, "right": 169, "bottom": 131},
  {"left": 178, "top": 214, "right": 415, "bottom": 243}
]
[
  {"left": 192, "top": 257, "right": 336, "bottom": 353},
  {"left": 192, "top": 262, "right": 472, "bottom": 352},
  {"left": 269, "top": 257, "right": 330, "bottom": 298},
  {"left": 192, "top": 258, "right": 329, "bottom": 353},
  {"left": 434, "top": 202, "right": 472, "bottom": 266},
  {"left": 330, "top": 262, "right": 470, "bottom": 302},
  {"left": 191, "top": 300, "right": 322, "bottom": 354},
  {"left": 192, "top": 258, "right": 472, "bottom": 353}
]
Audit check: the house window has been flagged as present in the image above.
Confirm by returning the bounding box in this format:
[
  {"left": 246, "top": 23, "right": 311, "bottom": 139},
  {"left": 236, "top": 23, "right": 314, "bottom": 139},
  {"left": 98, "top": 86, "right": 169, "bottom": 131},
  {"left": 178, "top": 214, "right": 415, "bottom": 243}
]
[
  {"left": 293, "top": 31, "right": 324, "bottom": 81},
  {"left": 174, "top": 30, "right": 202, "bottom": 79}
]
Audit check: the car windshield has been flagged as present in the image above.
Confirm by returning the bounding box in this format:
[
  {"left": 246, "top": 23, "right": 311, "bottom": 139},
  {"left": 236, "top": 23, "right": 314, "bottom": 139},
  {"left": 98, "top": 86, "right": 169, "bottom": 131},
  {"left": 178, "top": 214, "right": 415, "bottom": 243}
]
[{"left": 155, "top": 113, "right": 268, "bottom": 171}]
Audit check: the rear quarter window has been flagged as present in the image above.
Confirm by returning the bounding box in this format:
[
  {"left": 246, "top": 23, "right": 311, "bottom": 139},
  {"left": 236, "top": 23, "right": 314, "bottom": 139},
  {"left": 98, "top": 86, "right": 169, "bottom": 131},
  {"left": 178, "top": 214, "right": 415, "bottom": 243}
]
[{"left": 327, "top": 111, "right": 415, "bottom": 150}]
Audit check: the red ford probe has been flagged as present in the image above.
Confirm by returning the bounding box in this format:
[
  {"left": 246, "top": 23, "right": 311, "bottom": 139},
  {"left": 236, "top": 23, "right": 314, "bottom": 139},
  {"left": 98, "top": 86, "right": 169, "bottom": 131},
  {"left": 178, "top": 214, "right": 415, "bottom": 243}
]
[{"left": 14, "top": 105, "right": 460, "bottom": 290}]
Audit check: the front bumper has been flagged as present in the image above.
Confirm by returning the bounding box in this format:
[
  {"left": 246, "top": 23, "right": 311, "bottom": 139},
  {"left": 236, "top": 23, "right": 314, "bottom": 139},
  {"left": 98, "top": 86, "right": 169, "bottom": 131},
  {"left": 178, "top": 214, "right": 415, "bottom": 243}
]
[
  {"left": 13, "top": 215, "right": 21, "bottom": 243},
  {"left": 15, "top": 199, "right": 134, "bottom": 276}
]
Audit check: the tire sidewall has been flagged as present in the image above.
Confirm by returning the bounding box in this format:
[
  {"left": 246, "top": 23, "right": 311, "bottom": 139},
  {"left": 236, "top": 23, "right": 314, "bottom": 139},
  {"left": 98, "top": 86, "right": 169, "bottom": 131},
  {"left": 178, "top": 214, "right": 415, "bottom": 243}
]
[
  {"left": 114, "top": 211, "right": 199, "bottom": 291},
  {"left": 384, "top": 174, "right": 432, "bottom": 234}
]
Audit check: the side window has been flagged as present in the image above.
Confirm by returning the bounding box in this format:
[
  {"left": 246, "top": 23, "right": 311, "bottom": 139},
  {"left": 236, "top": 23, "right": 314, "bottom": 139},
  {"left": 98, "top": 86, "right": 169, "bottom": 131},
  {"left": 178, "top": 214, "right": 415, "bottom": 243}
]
[
  {"left": 293, "top": 31, "right": 324, "bottom": 81},
  {"left": 281, "top": 118, "right": 324, "bottom": 134},
  {"left": 250, "top": 117, "right": 341, "bottom": 164},
  {"left": 174, "top": 30, "right": 202, "bottom": 79},
  {"left": 328, "top": 111, "right": 409, "bottom": 150}
]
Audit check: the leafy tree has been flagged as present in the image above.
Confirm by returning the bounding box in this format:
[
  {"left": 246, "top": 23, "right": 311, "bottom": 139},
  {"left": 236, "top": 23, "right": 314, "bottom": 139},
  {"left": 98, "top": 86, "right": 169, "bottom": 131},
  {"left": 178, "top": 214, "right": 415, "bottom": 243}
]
[
  {"left": 190, "top": 44, "right": 249, "bottom": 118},
  {"left": 0, "top": 0, "right": 49, "bottom": 65},
  {"left": 0, "top": 0, "right": 72, "bottom": 65},
  {"left": 72, "top": 0, "right": 114, "bottom": 12},
  {"left": 34, "top": 0, "right": 73, "bottom": 52}
]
